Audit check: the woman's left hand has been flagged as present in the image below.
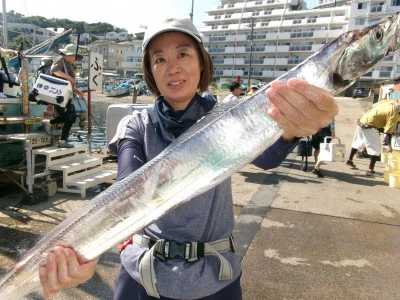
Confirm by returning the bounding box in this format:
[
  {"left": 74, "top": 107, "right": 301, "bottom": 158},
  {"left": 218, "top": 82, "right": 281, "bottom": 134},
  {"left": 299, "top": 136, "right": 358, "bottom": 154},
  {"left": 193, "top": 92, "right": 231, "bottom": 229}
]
[{"left": 265, "top": 78, "right": 339, "bottom": 141}]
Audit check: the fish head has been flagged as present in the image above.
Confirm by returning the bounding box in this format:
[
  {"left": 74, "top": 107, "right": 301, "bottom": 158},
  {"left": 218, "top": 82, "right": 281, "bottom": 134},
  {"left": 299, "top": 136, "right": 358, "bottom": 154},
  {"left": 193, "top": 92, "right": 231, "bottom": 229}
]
[{"left": 336, "top": 12, "right": 400, "bottom": 82}]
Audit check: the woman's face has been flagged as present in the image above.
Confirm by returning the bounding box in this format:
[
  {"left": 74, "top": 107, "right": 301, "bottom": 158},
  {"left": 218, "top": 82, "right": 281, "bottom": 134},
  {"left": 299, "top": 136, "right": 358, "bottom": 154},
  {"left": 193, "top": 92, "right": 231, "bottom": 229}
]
[
  {"left": 64, "top": 55, "right": 77, "bottom": 63},
  {"left": 148, "top": 32, "right": 203, "bottom": 111}
]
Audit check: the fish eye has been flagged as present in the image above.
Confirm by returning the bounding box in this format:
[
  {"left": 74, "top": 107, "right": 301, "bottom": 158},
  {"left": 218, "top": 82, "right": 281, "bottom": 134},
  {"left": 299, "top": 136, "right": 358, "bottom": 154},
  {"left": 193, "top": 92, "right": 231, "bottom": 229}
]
[{"left": 373, "top": 26, "right": 383, "bottom": 42}]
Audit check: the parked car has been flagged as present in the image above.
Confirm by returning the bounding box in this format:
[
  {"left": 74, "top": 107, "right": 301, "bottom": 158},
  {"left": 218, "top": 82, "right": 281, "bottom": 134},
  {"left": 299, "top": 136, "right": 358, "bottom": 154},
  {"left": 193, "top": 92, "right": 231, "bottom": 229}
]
[{"left": 352, "top": 87, "right": 368, "bottom": 98}]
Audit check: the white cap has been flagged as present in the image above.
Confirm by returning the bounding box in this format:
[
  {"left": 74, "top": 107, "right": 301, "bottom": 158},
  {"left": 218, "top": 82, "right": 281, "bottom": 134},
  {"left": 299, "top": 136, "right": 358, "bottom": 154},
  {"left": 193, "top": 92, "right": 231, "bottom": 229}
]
[
  {"left": 142, "top": 18, "right": 202, "bottom": 52},
  {"left": 59, "top": 44, "right": 79, "bottom": 56}
]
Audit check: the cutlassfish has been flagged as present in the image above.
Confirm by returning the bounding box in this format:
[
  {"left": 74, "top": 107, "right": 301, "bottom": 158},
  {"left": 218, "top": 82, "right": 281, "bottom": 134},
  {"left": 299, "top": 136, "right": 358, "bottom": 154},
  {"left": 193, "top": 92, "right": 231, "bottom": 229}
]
[{"left": 1, "top": 13, "right": 400, "bottom": 299}]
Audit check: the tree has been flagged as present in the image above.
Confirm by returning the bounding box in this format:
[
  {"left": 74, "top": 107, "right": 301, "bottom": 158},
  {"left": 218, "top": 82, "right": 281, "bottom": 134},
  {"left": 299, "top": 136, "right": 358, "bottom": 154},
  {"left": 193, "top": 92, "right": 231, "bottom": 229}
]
[
  {"left": 0, "top": 12, "right": 128, "bottom": 37},
  {"left": 8, "top": 35, "right": 31, "bottom": 50}
]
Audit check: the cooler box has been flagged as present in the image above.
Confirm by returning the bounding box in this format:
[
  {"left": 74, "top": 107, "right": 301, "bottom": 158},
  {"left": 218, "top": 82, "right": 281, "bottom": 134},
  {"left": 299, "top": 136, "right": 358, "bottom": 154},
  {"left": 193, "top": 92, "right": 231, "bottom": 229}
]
[
  {"left": 105, "top": 104, "right": 154, "bottom": 145},
  {"left": 32, "top": 74, "right": 73, "bottom": 108},
  {"left": 319, "top": 136, "right": 346, "bottom": 162}
]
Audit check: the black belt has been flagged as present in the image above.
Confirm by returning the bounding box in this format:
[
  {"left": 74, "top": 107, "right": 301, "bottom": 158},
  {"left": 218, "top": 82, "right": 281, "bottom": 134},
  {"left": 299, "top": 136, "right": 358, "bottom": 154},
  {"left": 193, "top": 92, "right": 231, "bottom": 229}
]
[
  {"left": 360, "top": 124, "right": 376, "bottom": 129},
  {"left": 358, "top": 120, "right": 376, "bottom": 129}
]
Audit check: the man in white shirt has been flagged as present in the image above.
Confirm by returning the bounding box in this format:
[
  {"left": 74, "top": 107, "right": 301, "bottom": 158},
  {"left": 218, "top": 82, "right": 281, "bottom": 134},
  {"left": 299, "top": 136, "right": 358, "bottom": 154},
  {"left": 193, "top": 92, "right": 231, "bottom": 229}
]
[{"left": 223, "top": 81, "right": 241, "bottom": 103}]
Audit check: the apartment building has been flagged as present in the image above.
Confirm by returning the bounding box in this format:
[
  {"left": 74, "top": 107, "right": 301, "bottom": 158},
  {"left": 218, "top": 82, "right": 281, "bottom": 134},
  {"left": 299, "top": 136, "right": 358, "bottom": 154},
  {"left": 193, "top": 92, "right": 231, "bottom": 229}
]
[
  {"left": 200, "top": 0, "right": 400, "bottom": 87},
  {"left": 121, "top": 39, "right": 144, "bottom": 77},
  {"left": 89, "top": 40, "right": 129, "bottom": 74},
  {"left": 6, "top": 23, "right": 61, "bottom": 45}
]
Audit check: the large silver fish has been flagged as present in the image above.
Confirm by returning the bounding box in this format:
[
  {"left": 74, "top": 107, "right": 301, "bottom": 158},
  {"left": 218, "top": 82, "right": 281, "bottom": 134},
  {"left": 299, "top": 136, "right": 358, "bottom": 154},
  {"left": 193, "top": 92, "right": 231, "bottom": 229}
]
[{"left": 1, "top": 13, "right": 400, "bottom": 299}]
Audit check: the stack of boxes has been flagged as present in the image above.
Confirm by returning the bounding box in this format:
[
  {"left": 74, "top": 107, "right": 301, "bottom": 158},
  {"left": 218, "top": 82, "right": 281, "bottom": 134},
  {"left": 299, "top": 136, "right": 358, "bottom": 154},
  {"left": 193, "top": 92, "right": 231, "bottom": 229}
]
[{"left": 382, "top": 151, "right": 400, "bottom": 188}]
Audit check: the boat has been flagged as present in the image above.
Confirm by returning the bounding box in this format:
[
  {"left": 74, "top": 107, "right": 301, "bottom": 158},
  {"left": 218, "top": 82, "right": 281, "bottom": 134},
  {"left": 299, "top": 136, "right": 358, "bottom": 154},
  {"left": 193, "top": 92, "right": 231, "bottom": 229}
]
[
  {"left": 103, "top": 82, "right": 131, "bottom": 97},
  {"left": 76, "top": 77, "right": 89, "bottom": 92}
]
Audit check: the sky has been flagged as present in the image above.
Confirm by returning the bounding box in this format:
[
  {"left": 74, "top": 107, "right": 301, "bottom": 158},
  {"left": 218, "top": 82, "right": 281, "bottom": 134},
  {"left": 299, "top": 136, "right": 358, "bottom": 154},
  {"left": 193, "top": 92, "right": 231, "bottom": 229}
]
[{"left": 4, "top": 0, "right": 319, "bottom": 34}]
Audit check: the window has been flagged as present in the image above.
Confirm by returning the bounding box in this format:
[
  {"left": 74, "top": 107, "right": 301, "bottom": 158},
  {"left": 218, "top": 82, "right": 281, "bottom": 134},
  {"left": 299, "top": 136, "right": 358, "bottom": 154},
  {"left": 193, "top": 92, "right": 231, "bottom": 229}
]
[
  {"left": 379, "top": 66, "right": 393, "bottom": 77},
  {"left": 392, "top": 0, "right": 400, "bottom": 6},
  {"left": 355, "top": 18, "right": 365, "bottom": 26},
  {"left": 307, "top": 16, "right": 317, "bottom": 23},
  {"left": 371, "top": 2, "right": 384, "bottom": 13},
  {"left": 288, "top": 56, "right": 302, "bottom": 64},
  {"left": 293, "top": 18, "right": 303, "bottom": 24}
]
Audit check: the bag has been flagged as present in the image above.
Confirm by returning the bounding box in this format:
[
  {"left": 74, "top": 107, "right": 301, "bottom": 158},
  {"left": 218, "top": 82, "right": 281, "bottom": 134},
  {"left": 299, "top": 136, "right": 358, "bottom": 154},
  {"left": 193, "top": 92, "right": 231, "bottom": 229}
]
[
  {"left": 297, "top": 137, "right": 312, "bottom": 157},
  {"left": 37, "top": 57, "right": 53, "bottom": 76},
  {"left": 319, "top": 136, "right": 346, "bottom": 162},
  {"left": 297, "top": 136, "right": 312, "bottom": 172}
]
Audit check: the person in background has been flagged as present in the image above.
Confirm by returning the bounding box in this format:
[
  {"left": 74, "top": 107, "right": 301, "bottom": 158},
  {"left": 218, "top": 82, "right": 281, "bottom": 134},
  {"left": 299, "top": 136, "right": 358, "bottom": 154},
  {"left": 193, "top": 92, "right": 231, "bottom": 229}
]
[
  {"left": 41, "top": 44, "right": 85, "bottom": 148},
  {"left": 247, "top": 84, "right": 259, "bottom": 95},
  {"left": 346, "top": 99, "right": 400, "bottom": 176},
  {"left": 311, "top": 119, "right": 335, "bottom": 178},
  {"left": 222, "top": 81, "right": 241, "bottom": 103},
  {"left": 38, "top": 17, "right": 338, "bottom": 300}
]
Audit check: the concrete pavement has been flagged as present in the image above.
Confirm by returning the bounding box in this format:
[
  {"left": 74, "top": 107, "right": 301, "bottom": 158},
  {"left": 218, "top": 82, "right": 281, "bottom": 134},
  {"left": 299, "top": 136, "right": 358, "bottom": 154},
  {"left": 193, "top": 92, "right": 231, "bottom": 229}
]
[
  {"left": 0, "top": 97, "right": 399, "bottom": 299},
  {"left": 238, "top": 97, "right": 400, "bottom": 299}
]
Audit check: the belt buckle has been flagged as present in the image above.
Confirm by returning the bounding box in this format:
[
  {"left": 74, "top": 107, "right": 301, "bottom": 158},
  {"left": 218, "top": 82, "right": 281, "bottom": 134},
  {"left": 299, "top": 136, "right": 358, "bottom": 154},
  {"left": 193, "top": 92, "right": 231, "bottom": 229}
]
[{"left": 166, "top": 241, "right": 190, "bottom": 260}]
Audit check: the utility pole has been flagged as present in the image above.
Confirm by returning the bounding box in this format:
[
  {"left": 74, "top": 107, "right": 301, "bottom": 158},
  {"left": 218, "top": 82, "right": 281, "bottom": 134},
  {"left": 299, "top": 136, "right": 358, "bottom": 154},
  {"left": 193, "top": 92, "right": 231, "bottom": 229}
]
[
  {"left": 247, "top": 17, "right": 254, "bottom": 92},
  {"left": 2, "top": 0, "right": 8, "bottom": 48},
  {"left": 190, "top": 0, "right": 194, "bottom": 21}
]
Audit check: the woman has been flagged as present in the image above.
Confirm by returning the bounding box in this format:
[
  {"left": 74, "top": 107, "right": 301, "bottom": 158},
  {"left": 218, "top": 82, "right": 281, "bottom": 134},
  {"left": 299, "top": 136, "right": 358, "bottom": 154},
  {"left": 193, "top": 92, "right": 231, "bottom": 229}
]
[
  {"left": 41, "top": 44, "right": 85, "bottom": 148},
  {"left": 39, "top": 18, "right": 338, "bottom": 299},
  {"left": 311, "top": 119, "right": 335, "bottom": 178}
]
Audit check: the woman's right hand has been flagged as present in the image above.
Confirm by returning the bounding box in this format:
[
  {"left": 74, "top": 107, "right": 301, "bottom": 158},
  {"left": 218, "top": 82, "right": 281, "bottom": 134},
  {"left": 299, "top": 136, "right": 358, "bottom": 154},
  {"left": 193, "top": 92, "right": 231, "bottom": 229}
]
[{"left": 39, "top": 246, "right": 99, "bottom": 299}]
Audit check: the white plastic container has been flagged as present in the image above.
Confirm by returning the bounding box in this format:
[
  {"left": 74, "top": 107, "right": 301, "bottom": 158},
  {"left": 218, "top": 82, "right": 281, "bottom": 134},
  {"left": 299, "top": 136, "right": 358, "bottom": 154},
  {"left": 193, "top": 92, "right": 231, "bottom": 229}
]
[
  {"left": 32, "top": 74, "right": 72, "bottom": 108},
  {"left": 381, "top": 152, "right": 389, "bottom": 163},
  {"left": 319, "top": 137, "right": 346, "bottom": 162},
  {"left": 384, "top": 168, "right": 389, "bottom": 184},
  {"left": 389, "top": 172, "right": 400, "bottom": 188},
  {"left": 388, "top": 158, "right": 399, "bottom": 171},
  {"left": 105, "top": 104, "right": 154, "bottom": 145}
]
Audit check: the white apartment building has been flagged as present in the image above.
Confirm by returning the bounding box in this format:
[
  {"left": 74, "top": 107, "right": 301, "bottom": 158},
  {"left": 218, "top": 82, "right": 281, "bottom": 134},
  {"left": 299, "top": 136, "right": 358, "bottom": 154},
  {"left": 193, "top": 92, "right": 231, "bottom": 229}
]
[
  {"left": 89, "top": 41, "right": 129, "bottom": 74},
  {"left": 121, "top": 40, "right": 143, "bottom": 77},
  {"left": 200, "top": 0, "right": 400, "bottom": 88}
]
